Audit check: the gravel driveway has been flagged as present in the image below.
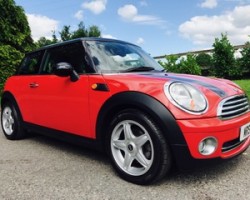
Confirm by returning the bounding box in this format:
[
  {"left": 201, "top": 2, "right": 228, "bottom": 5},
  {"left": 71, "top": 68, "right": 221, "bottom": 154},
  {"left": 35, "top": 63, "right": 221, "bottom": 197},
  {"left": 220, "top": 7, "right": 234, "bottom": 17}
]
[{"left": 0, "top": 124, "right": 249, "bottom": 200}]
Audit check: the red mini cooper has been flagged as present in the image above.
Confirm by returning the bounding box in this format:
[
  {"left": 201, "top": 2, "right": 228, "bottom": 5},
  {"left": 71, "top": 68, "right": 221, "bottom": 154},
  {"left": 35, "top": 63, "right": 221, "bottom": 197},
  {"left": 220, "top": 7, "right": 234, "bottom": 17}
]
[{"left": 1, "top": 38, "right": 250, "bottom": 185}]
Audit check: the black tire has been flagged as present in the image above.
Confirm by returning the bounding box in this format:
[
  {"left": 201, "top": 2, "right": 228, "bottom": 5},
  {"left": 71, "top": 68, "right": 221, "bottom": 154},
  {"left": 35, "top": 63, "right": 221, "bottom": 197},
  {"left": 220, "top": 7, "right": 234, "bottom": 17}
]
[
  {"left": 1, "top": 102, "right": 26, "bottom": 140},
  {"left": 107, "top": 109, "right": 172, "bottom": 185}
]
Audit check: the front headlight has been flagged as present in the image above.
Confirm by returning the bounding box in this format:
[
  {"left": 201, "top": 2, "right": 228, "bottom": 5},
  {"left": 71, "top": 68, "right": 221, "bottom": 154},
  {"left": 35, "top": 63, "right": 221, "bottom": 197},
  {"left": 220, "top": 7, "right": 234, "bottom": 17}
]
[{"left": 164, "top": 82, "right": 208, "bottom": 114}]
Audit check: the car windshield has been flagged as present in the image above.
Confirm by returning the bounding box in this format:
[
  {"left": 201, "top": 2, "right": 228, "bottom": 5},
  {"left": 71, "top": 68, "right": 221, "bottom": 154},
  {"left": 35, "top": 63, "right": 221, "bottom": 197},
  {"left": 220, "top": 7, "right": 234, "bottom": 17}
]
[{"left": 85, "top": 40, "right": 164, "bottom": 73}]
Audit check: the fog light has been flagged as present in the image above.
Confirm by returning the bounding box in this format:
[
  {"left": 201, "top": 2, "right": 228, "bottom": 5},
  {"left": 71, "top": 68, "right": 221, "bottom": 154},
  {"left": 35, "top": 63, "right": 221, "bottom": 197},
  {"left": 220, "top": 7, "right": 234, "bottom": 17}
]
[{"left": 198, "top": 137, "right": 218, "bottom": 156}]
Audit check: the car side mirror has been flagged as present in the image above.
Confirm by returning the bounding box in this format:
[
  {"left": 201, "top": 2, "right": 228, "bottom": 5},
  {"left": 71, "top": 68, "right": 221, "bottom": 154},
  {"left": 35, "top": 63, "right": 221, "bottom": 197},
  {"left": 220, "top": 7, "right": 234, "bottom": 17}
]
[{"left": 54, "top": 62, "right": 79, "bottom": 82}]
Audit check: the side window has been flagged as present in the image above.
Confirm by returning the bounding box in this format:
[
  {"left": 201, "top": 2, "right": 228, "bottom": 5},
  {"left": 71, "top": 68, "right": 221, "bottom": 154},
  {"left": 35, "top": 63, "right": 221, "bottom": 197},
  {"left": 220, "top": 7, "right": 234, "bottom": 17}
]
[
  {"left": 18, "top": 51, "right": 44, "bottom": 75},
  {"left": 42, "top": 42, "right": 86, "bottom": 74}
]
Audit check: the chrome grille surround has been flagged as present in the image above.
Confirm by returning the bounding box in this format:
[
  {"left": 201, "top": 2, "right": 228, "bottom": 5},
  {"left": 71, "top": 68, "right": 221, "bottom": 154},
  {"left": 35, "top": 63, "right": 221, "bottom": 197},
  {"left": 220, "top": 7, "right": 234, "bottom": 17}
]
[{"left": 217, "top": 95, "right": 250, "bottom": 120}]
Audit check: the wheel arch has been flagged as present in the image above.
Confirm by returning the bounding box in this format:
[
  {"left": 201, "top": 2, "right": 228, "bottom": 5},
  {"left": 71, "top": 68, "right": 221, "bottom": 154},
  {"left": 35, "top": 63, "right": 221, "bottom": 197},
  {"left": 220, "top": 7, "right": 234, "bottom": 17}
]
[
  {"left": 1, "top": 91, "right": 23, "bottom": 121},
  {"left": 96, "top": 91, "right": 187, "bottom": 148}
]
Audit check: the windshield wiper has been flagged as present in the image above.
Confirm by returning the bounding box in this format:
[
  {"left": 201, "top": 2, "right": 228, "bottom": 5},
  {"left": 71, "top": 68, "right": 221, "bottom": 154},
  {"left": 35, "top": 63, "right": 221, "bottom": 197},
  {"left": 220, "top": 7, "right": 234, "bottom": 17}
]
[{"left": 122, "top": 66, "right": 155, "bottom": 72}]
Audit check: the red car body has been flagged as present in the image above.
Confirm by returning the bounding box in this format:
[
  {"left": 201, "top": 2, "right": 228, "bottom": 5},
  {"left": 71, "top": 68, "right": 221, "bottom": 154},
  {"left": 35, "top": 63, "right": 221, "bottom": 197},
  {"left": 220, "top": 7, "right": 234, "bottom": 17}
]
[{"left": 1, "top": 38, "right": 250, "bottom": 184}]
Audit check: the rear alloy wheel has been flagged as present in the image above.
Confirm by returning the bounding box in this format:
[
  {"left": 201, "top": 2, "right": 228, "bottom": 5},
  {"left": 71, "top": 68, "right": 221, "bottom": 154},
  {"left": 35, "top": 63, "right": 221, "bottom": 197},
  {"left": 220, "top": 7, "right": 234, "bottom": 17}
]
[
  {"left": 1, "top": 102, "right": 26, "bottom": 140},
  {"left": 108, "top": 109, "right": 172, "bottom": 185}
]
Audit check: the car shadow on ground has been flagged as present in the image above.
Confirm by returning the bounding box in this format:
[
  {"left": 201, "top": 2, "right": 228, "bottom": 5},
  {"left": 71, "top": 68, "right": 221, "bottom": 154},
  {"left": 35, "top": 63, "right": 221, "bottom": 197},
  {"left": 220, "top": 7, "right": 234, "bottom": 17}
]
[
  {"left": 160, "top": 151, "right": 247, "bottom": 186},
  {"left": 26, "top": 133, "right": 247, "bottom": 186},
  {"left": 26, "top": 133, "right": 110, "bottom": 164}
]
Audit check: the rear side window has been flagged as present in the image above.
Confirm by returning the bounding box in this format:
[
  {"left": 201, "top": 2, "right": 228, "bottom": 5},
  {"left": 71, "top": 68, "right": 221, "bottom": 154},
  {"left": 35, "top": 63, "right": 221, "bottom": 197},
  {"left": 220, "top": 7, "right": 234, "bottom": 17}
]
[
  {"left": 42, "top": 42, "right": 86, "bottom": 74},
  {"left": 18, "top": 51, "right": 44, "bottom": 75}
]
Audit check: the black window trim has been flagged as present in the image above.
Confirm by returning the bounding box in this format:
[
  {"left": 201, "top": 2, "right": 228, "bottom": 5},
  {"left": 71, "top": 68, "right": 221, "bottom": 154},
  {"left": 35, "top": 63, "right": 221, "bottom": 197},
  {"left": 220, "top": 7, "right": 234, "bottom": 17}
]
[
  {"left": 16, "top": 39, "right": 114, "bottom": 76},
  {"left": 16, "top": 50, "right": 46, "bottom": 76},
  {"left": 37, "top": 41, "right": 96, "bottom": 75}
]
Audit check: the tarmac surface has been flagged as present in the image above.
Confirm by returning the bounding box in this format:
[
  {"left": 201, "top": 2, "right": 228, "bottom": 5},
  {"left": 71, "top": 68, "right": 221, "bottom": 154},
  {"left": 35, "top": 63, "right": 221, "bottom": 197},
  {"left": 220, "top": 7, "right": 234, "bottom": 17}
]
[{"left": 0, "top": 125, "right": 249, "bottom": 200}]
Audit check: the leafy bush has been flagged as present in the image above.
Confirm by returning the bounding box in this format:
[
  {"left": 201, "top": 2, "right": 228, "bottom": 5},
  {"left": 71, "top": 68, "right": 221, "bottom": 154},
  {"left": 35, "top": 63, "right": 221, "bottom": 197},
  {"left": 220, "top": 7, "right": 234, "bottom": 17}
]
[
  {"left": 179, "top": 54, "right": 201, "bottom": 75},
  {"left": 239, "top": 41, "right": 250, "bottom": 75},
  {"left": 158, "top": 55, "right": 180, "bottom": 73},
  {"left": 196, "top": 53, "right": 212, "bottom": 67},
  {"left": 0, "top": 0, "right": 33, "bottom": 94},
  {"left": 0, "top": 45, "right": 23, "bottom": 94},
  {"left": 159, "top": 54, "right": 201, "bottom": 75}
]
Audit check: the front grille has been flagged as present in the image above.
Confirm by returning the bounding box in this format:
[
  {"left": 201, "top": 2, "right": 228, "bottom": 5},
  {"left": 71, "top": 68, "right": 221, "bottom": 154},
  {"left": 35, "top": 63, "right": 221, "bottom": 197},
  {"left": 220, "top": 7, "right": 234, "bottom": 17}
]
[{"left": 217, "top": 95, "right": 249, "bottom": 119}]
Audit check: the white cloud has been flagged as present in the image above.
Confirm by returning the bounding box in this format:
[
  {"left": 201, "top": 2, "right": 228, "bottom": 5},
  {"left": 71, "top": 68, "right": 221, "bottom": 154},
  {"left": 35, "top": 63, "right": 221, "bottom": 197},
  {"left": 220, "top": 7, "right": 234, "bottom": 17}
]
[
  {"left": 26, "top": 14, "right": 59, "bottom": 41},
  {"left": 82, "top": 0, "right": 107, "bottom": 15},
  {"left": 117, "top": 4, "right": 164, "bottom": 26},
  {"left": 231, "top": 5, "right": 250, "bottom": 27},
  {"left": 179, "top": 5, "right": 250, "bottom": 46},
  {"left": 136, "top": 37, "right": 145, "bottom": 44},
  {"left": 118, "top": 5, "right": 137, "bottom": 20},
  {"left": 74, "top": 10, "right": 84, "bottom": 20},
  {"left": 101, "top": 34, "right": 117, "bottom": 39},
  {"left": 200, "top": 0, "right": 218, "bottom": 9}
]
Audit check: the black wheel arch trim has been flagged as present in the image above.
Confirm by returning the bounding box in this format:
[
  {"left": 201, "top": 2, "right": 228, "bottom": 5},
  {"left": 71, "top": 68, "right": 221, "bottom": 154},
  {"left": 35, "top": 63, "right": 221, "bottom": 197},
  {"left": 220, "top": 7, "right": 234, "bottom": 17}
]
[
  {"left": 96, "top": 91, "right": 187, "bottom": 146},
  {"left": 1, "top": 92, "right": 23, "bottom": 121}
]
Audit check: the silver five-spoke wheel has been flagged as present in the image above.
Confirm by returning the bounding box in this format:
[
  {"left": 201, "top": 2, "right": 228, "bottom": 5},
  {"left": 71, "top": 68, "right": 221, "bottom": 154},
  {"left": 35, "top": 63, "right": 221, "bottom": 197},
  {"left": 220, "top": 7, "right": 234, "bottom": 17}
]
[
  {"left": 108, "top": 109, "right": 172, "bottom": 185},
  {"left": 111, "top": 120, "right": 154, "bottom": 176},
  {"left": 2, "top": 106, "right": 15, "bottom": 135},
  {"left": 1, "top": 102, "right": 26, "bottom": 140}
]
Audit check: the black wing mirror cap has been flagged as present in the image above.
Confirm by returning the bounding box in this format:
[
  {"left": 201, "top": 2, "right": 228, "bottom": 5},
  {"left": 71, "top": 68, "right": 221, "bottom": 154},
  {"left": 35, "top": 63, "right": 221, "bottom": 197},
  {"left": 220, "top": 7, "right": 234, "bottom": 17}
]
[
  {"left": 54, "top": 62, "right": 73, "bottom": 77},
  {"left": 54, "top": 62, "right": 80, "bottom": 82}
]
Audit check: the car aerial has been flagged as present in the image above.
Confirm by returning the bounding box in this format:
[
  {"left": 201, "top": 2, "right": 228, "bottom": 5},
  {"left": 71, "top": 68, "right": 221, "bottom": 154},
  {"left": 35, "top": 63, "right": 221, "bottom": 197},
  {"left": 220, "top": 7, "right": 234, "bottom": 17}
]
[{"left": 1, "top": 38, "right": 250, "bottom": 185}]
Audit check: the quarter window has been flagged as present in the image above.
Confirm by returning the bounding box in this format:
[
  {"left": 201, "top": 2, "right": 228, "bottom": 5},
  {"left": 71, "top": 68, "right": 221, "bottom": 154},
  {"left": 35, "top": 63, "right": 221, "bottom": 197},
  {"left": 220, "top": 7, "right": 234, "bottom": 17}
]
[{"left": 18, "top": 51, "right": 44, "bottom": 75}]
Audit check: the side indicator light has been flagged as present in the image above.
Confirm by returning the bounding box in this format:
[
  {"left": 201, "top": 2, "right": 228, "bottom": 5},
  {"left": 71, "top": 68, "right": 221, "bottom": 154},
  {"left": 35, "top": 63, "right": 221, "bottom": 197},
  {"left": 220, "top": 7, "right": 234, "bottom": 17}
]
[{"left": 91, "top": 83, "right": 109, "bottom": 92}]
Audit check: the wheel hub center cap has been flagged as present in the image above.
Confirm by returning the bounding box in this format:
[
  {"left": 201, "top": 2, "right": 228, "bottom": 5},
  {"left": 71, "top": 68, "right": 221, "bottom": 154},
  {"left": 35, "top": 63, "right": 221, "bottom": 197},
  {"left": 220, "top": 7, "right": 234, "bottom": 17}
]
[
  {"left": 127, "top": 144, "right": 134, "bottom": 152},
  {"left": 127, "top": 142, "right": 137, "bottom": 154}
]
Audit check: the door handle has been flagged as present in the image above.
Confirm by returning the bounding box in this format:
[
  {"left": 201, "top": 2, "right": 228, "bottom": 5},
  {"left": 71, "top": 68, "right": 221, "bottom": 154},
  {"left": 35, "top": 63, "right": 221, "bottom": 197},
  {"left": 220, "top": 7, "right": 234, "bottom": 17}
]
[{"left": 29, "top": 83, "right": 39, "bottom": 88}]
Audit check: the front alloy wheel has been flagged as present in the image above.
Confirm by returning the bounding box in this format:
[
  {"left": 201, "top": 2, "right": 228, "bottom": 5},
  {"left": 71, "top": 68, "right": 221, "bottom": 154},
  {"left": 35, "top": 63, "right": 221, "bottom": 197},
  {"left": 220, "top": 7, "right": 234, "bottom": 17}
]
[
  {"left": 111, "top": 120, "right": 154, "bottom": 176},
  {"left": 108, "top": 109, "right": 172, "bottom": 185}
]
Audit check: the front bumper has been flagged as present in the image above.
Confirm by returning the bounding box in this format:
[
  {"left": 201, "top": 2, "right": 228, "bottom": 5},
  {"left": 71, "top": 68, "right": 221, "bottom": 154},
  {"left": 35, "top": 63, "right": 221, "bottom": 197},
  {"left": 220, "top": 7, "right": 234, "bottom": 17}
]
[{"left": 177, "top": 111, "right": 250, "bottom": 160}]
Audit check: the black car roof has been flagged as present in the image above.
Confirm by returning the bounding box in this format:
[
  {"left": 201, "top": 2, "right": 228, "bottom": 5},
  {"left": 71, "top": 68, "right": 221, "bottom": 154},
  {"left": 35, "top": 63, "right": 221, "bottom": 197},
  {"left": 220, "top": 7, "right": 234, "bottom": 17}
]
[{"left": 29, "top": 37, "right": 138, "bottom": 54}]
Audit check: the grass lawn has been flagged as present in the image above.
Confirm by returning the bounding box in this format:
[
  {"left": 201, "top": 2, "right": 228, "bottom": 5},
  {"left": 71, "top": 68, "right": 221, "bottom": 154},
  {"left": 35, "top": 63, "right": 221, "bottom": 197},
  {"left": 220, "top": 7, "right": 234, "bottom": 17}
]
[{"left": 233, "top": 79, "right": 250, "bottom": 97}]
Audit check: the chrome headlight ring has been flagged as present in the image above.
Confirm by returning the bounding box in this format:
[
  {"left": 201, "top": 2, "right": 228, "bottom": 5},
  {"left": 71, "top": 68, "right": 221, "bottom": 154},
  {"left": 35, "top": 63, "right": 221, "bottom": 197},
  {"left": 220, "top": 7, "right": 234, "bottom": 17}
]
[{"left": 164, "top": 82, "right": 208, "bottom": 115}]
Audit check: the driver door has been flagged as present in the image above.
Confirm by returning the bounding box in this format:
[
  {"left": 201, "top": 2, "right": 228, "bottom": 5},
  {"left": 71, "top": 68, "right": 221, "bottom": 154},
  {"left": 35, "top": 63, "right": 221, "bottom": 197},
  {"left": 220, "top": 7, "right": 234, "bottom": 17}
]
[{"left": 28, "top": 42, "right": 91, "bottom": 137}]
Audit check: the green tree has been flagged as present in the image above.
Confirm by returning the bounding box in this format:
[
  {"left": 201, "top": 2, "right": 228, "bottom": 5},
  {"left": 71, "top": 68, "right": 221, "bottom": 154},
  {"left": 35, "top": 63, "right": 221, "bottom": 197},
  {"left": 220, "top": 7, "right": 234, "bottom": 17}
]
[
  {"left": 159, "top": 55, "right": 180, "bottom": 72},
  {"left": 35, "top": 22, "right": 102, "bottom": 48},
  {"left": 159, "top": 54, "right": 201, "bottom": 75},
  {"left": 196, "top": 53, "right": 212, "bottom": 67},
  {"left": 0, "top": 0, "right": 34, "bottom": 94},
  {"left": 71, "top": 22, "right": 88, "bottom": 39},
  {"left": 35, "top": 31, "right": 58, "bottom": 48},
  {"left": 60, "top": 25, "right": 72, "bottom": 41},
  {"left": 212, "top": 33, "right": 240, "bottom": 78},
  {"left": 0, "top": 45, "right": 23, "bottom": 90},
  {"left": 196, "top": 53, "right": 213, "bottom": 76},
  {"left": 88, "top": 25, "right": 101, "bottom": 37},
  {"left": 239, "top": 41, "right": 250, "bottom": 75},
  {"left": 179, "top": 54, "right": 201, "bottom": 75},
  {"left": 35, "top": 37, "right": 54, "bottom": 48}
]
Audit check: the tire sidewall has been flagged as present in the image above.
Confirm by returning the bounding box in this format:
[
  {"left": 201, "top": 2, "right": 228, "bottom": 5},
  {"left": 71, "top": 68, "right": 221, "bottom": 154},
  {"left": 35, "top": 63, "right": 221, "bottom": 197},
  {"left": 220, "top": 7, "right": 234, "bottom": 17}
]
[
  {"left": 107, "top": 109, "right": 171, "bottom": 185},
  {"left": 1, "top": 102, "right": 23, "bottom": 140}
]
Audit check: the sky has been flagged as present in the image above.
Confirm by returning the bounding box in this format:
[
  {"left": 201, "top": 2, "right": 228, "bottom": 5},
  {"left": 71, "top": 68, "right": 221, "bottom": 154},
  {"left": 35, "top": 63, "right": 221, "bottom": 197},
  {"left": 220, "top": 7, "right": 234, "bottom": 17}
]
[{"left": 15, "top": 0, "right": 250, "bottom": 57}]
